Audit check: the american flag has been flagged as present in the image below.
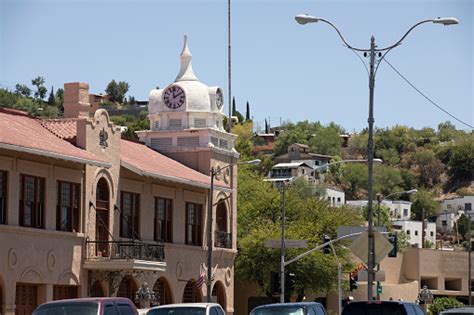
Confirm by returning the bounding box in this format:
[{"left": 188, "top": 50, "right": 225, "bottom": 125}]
[{"left": 196, "top": 271, "right": 205, "bottom": 290}]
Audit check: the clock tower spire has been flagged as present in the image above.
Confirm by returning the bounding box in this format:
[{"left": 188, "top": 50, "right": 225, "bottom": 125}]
[{"left": 175, "top": 35, "right": 198, "bottom": 82}]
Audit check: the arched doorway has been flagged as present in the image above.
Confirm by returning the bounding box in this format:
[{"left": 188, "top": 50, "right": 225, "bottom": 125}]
[
  {"left": 212, "top": 281, "right": 226, "bottom": 310},
  {"left": 96, "top": 178, "right": 110, "bottom": 256},
  {"left": 89, "top": 281, "right": 105, "bottom": 297},
  {"left": 117, "top": 276, "right": 138, "bottom": 306},
  {"left": 153, "top": 277, "right": 173, "bottom": 305},
  {"left": 215, "top": 201, "right": 229, "bottom": 248},
  {"left": 182, "top": 280, "right": 202, "bottom": 303}
]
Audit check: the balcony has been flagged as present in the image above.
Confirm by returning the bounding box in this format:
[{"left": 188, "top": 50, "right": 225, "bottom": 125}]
[
  {"left": 215, "top": 231, "right": 232, "bottom": 249},
  {"left": 84, "top": 240, "right": 166, "bottom": 272}
]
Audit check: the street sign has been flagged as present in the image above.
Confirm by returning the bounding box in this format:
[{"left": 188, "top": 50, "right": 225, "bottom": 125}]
[
  {"left": 264, "top": 239, "right": 308, "bottom": 248},
  {"left": 337, "top": 226, "right": 386, "bottom": 241},
  {"left": 349, "top": 231, "right": 393, "bottom": 264},
  {"left": 357, "top": 270, "right": 386, "bottom": 282}
]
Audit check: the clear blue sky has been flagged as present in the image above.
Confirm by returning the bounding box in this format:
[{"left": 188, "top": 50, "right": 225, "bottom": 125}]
[{"left": 1, "top": 0, "right": 472, "bottom": 132}]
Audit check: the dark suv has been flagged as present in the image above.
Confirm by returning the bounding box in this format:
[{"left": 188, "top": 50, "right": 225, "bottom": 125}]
[
  {"left": 33, "top": 297, "right": 139, "bottom": 315},
  {"left": 342, "top": 301, "right": 425, "bottom": 315},
  {"left": 250, "top": 302, "right": 327, "bottom": 315}
]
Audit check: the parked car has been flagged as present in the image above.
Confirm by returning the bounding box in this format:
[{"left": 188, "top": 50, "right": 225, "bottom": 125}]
[
  {"left": 250, "top": 302, "right": 327, "bottom": 315},
  {"left": 441, "top": 307, "right": 474, "bottom": 315},
  {"left": 146, "top": 303, "right": 225, "bottom": 315},
  {"left": 33, "top": 297, "right": 139, "bottom": 315},
  {"left": 342, "top": 301, "right": 424, "bottom": 315}
]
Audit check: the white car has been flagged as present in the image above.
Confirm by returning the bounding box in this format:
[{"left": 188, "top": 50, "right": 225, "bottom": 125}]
[{"left": 146, "top": 303, "right": 225, "bottom": 315}]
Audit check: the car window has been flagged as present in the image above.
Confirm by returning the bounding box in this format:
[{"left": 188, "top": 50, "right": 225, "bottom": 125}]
[
  {"left": 317, "top": 306, "right": 327, "bottom": 315},
  {"left": 216, "top": 306, "right": 225, "bottom": 315},
  {"left": 104, "top": 304, "right": 120, "bottom": 315},
  {"left": 308, "top": 306, "right": 317, "bottom": 315},
  {"left": 33, "top": 302, "right": 99, "bottom": 315},
  {"left": 252, "top": 306, "right": 305, "bottom": 315},
  {"left": 118, "top": 303, "right": 136, "bottom": 315},
  {"left": 342, "top": 303, "right": 405, "bottom": 315},
  {"left": 147, "top": 307, "right": 206, "bottom": 315},
  {"left": 210, "top": 307, "right": 219, "bottom": 315}
]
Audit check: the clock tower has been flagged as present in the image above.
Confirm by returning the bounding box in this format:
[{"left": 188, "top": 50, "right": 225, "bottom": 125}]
[{"left": 136, "top": 36, "right": 239, "bottom": 179}]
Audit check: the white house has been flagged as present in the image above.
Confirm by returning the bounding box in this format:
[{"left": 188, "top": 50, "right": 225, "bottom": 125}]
[
  {"left": 436, "top": 196, "right": 474, "bottom": 233},
  {"left": 392, "top": 220, "right": 437, "bottom": 248}
]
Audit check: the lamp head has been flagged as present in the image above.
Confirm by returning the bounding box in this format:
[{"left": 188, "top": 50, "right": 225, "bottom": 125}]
[
  {"left": 373, "top": 158, "right": 383, "bottom": 164},
  {"left": 406, "top": 189, "right": 418, "bottom": 194},
  {"left": 245, "top": 159, "right": 261, "bottom": 165},
  {"left": 432, "top": 17, "right": 459, "bottom": 25},
  {"left": 295, "top": 14, "right": 320, "bottom": 25}
]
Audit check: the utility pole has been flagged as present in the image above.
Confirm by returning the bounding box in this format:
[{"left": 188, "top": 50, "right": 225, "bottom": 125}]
[
  {"left": 280, "top": 186, "right": 286, "bottom": 303},
  {"left": 469, "top": 212, "right": 472, "bottom": 305}
]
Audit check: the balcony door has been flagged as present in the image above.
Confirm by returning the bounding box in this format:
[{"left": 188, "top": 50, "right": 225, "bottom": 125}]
[
  {"left": 96, "top": 178, "right": 110, "bottom": 257},
  {"left": 215, "top": 202, "right": 229, "bottom": 248}
]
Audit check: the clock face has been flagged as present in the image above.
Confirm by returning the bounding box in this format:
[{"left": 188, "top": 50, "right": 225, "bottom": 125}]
[
  {"left": 163, "top": 86, "right": 185, "bottom": 109},
  {"left": 216, "top": 89, "right": 224, "bottom": 109}
]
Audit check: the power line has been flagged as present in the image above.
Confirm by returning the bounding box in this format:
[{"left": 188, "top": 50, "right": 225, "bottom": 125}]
[{"left": 383, "top": 58, "right": 473, "bottom": 129}]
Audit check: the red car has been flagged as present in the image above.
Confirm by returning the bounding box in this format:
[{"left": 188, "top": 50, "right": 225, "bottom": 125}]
[{"left": 33, "top": 297, "right": 139, "bottom": 315}]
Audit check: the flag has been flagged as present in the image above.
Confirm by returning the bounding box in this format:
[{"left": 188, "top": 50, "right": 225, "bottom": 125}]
[{"left": 196, "top": 272, "right": 205, "bottom": 290}]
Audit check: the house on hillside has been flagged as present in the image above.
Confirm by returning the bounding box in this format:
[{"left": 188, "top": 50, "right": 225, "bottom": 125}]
[
  {"left": 274, "top": 143, "right": 332, "bottom": 168},
  {"left": 436, "top": 196, "right": 474, "bottom": 234}
]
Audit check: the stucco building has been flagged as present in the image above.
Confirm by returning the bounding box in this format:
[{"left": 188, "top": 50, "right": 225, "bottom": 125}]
[{"left": 0, "top": 36, "right": 238, "bottom": 315}]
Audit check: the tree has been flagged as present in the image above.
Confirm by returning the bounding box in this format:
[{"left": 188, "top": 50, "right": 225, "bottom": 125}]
[
  {"left": 456, "top": 214, "right": 470, "bottom": 240},
  {"left": 31, "top": 76, "right": 47, "bottom": 99},
  {"left": 411, "top": 189, "right": 440, "bottom": 220},
  {"left": 410, "top": 149, "right": 444, "bottom": 187},
  {"left": 437, "top": 121, "right": 459, "bottom": 142},
  {"left": 232, "top": 121, "right": 253, "bottom": 157},
  {"left": 236, "top": 168, "right": 363, "bottom": 296},
  {"left": 446, "top": 134, "right": 473, "bottom": 183},
  {"left": 121, "top": 119, "right": 149, "bottom": 141},
  {"left": 245, "top": 101, "right": 251, "bottom": 121},
  {"left": 361, "top": 202, "right": 391, "bottom": 228},
  {"left": 48, "top": 86, "right": 55, "bottom": 106},
  {"left": 105, "top": 80, "right": 130, "bottom": 103},
  {"left": 264, "top": 118, "right": 269, "bottom": 134},
  {"left": 338, "top": 163, "right": 368, "bottom": 199},
  {"left": 373, "top": 165, "right": 404, "bottom": 197},
  {"left": 309, "top": 124, "right": 342, "bottom": 156},
  {"left": 429, "top": 297, "right": 464, "bottom": 315},
  {"left": 14, "top": 84, "right": 31, "bottom": 97},
  {"left": 55, "top": 88, "right": 64, "bottom": 114},
  {"left": 232, "top": 97, "right": 236, "bottom": 115}
]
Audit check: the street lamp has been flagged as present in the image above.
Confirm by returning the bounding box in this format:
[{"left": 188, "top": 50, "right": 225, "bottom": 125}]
[
  {"left": 207, "top": 158, "right": 260, "bottom": 302},
  {"left": 467, "top": 211, "right": 472, "bottom": 306},
  {"left": 375, "top": 189, "right": 417, "bottom": 300},
  {"left": 269, "top": 158, "right": 381, "bottom": 303},
  {"left": 295, "top": 13, "right": 458, "bottom": 301}
]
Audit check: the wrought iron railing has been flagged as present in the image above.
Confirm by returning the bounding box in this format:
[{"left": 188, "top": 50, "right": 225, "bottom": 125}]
[
  {"left": 215, "top": 231, "right": 232, "bottom": 249},
  {"left": 85, "top": 240, "right": 165, "bottom": 262}
]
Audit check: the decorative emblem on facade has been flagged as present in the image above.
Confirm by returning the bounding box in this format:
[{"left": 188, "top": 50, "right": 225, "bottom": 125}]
[{"left": 99, "top": 128, "right": 108, "bottom": 148}]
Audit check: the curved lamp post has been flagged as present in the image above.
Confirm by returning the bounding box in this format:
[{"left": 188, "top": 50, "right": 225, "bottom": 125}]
[
  {"left": 269, "top": 158, "right": 382, "bottom": 303},
  {"left": 207, "top": 158, "right": 260, "bottom": 302},
  {"left": 295, "top": 14, "right": 458, "bottom": 301}
]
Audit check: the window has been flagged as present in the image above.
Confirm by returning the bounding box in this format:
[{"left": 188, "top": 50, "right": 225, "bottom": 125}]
[
  {"left": 120, "top": 192, "right": 140, "bottom": 239},
  {"left": 407, "top": 230, "right": 411, "bottom": 235},
  {"left": 19, "top": 174, "right": 45, "bottom": 228},
  {"left": 57, "top": 181, "right": 80, "bottom": 232},
  {"left": 430, "top": 231, "right": 434, "bottom": 237},
  {"left": 403, "top": 209, "right": 408, "bottom": 217},
  {"left": 466, "top": 203, "right": 472, "bottom": 211},
  {"left": 155, "top": 197, "right": 172, "bottom": 242},
  {"left": 415, "top": 230, "right": 418, "bottom": 236},
  {"left": 0, "top": 170, "right": 7, "bottom": 224},
  {"left": 186, "top": 202, "right": 202, "bottom": 246}
]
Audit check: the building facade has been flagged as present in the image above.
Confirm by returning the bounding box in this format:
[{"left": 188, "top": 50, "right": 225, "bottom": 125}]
[
  {"left": 436, "top": 196, "right": 474, "bottom": 233},
  {"left": 0, "top": 36, "right": 238, "bottom": 315}
]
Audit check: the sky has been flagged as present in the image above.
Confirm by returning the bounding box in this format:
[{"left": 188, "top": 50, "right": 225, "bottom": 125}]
[{"left": 0, "top": 0, "right": 472, "bottom": 132}]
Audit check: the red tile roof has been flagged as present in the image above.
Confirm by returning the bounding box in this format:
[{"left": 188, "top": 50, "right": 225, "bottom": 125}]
[
  {"left": 0, "top": 108, "right": 110, "bottom": 167},
  {"left": 120, "top": 139, "right": 229, "bottom": 190},
  {"left": 40, "top": 119, "right": 79, "bottom": 144}
]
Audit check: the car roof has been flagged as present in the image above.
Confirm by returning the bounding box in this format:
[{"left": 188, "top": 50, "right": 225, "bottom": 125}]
[
  {"left": 152, "top": 303, "right": 222, "bottom": 309},
  {"left": 252, "top": 302, "right": 323, "bottom": 310},
  {"left": 38, "top": 297, "right": 133, "bottom": 306},
  {"left": 347, "top": 301, "right": 416, "bottom": 306},
  {"left": 441, "top": 308, "right": 474, "bottom": 314}
]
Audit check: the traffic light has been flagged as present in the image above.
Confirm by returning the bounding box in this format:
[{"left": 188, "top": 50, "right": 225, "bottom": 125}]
[
  {"left": 285, "top": 272, "right": 296, "bottom": 293},
  {"left": 323, "top": 235, "right": 331, "bottom": 254},
  {"left": 377, "top": 283, "right": 382, "bottom": 294},
  {"left": 270, "top": 271, "right": 280, "bottom": 295},
  {"left": 349, "top": 272, "right": 359, "bottom": 291},
  {"left": 388, "top": 234, "right": 398, "bottom": 257}
]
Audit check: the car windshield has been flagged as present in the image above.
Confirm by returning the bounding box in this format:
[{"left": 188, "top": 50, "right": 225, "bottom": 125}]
[
  {"left": 33, "top": 302, "right": 98, "bottom": 315},
  {"left": 252, "top": 306, "right": 305, "bottom": 315},
  {"left": 342, "top": 303, "right": 405, "bottom": 315},
  {"left": 147, "top": 307, "right": 207, "bottom": 315}
]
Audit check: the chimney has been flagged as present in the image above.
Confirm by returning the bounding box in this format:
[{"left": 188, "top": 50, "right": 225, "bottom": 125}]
[{"left": 63, "top": 82, "right": 92, "bottom": 118}]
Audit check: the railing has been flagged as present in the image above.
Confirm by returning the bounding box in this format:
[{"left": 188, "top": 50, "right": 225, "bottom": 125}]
[
  {"left": 85, "top": 240, "right": 165, "bottom": 262},
  {"left": 215, "top": 231, "right": 232, "bottom": 249}
]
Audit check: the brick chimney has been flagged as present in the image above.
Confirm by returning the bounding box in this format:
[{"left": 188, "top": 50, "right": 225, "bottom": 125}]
[{"left": 63, "top": 82, "right": 92, "bottom": 118}]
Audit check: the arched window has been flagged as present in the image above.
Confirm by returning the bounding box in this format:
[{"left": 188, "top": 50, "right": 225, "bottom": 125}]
[
  {"left": 211, "top": 281, "right": 226, "bottom": 311},
  {"left": 117, "top": 276, "right": 138, "bottom": 306},
  {"left": 96, "top": 178, "right": 110, "bottom": 256},
  {"left": 215, "top": 202, "right": 230, "bottom": 248},
  {"left": 182, "top": 280, "right": 202, "bottom": 303},
  {"left": 153, "top": 277, "right": 173, "bottom": 305}
]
